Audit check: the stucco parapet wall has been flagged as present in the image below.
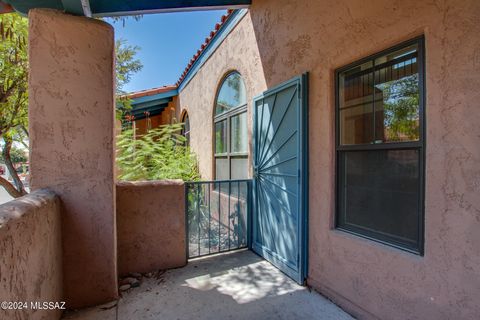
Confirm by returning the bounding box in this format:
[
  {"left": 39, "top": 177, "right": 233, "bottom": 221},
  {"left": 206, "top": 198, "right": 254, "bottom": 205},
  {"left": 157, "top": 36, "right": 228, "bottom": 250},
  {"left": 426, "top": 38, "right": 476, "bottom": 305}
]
[
  {"left": 0, "top": 189, "right": 63, "bottom": 320},
  {"left": 116, "top": 180, "right": 186, "bottom": 277},
  {"left": 29, "top": 8, "right": 114, "bottom": 30},
  {"left": 116, "top": 179, "right": 184, "bottom": 188},
  {"left": 0, "top": 189, "right": 58, "bottom": 225}
]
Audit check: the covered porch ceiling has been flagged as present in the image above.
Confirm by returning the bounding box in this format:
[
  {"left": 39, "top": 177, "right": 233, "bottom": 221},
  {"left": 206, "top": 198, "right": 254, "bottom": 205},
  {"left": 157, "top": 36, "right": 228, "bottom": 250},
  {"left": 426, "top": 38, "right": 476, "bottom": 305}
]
[{"left": 0, "top": 0, "right": 251, "bottom": 17}]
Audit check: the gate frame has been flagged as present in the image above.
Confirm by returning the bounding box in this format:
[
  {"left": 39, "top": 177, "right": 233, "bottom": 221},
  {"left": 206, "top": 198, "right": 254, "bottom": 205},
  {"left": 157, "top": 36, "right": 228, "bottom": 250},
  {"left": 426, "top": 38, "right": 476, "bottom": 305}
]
[
  {"left": 185, "top": 179, "right": 253, "bottom": 260},
  {"left": 252, "top": 73, "right": 309, "bottom": 284}
]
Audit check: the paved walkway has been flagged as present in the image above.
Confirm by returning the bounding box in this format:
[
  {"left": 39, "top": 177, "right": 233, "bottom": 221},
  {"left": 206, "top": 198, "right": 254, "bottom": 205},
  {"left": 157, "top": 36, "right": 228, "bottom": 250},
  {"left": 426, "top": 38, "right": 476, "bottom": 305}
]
[
  {"left": 0, "top": 186, "right": 13, "bottom": 205},
  {"left": 63, "top": 250, "right": 353, "bottom": 320}
]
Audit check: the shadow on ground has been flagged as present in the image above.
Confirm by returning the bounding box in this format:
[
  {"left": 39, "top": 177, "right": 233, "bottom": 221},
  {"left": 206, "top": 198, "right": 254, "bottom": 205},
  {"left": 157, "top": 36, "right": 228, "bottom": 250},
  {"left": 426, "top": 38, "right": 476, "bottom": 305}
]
[{"left": 63, "top": 250, "right": 353, "bottom": 320}]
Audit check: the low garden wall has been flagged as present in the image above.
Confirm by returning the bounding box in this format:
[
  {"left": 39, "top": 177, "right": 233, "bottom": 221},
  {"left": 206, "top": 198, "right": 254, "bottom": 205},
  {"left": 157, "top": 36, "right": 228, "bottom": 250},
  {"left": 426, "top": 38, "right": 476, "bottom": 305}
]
[
  {"left": 116, "top": 180, "right": 187, "bottom": 276},
  {"left": 0, "top": 189, "right": 63, "bottom": 320}
]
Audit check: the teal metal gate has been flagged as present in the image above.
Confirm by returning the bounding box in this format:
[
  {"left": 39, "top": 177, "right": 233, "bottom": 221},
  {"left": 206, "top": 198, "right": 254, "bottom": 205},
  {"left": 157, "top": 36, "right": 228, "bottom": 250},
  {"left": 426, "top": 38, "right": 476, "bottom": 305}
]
[
  {"left": 185, "top": 179, "right": 252, "bottom": 258},
  {"left": 252, "top": 74, "right": 308, "bottom": 284}
]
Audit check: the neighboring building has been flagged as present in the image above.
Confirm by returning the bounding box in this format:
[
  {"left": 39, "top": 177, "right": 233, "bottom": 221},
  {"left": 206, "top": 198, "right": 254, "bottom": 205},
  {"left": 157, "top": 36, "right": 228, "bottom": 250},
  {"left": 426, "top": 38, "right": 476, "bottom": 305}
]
[
  {"left": 125, "top": 3, "right": 480, "bottom": 320},
  {"left": 122, "top": 85, "right": 178, "bottom": 135}
]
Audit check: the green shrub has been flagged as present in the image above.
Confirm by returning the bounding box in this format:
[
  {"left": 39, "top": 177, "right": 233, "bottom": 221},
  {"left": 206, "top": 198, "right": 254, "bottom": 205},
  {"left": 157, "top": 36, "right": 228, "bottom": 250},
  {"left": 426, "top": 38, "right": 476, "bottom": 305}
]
[{"left": 116, "top": 123, "right": 200, "bottom": 181}]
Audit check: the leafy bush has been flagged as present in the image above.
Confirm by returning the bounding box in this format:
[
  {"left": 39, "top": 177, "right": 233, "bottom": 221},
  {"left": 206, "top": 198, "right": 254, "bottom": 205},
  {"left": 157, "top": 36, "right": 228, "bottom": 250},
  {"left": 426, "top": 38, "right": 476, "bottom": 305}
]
[{"left": 116, "top": 123, "right": 200, "bottom": 181}]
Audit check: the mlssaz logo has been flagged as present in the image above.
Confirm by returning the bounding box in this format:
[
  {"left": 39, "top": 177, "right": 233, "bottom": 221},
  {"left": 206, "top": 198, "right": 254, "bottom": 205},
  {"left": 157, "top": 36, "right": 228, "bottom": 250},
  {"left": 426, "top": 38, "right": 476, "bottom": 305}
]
[{"left": 30, "top": 301, "right": 66, "bottom": 310}]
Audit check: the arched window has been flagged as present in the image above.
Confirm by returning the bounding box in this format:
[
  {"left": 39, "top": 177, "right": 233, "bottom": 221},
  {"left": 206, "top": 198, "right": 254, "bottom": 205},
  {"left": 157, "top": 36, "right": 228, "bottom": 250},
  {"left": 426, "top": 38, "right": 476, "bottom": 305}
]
[
  {"left": 214, "top": 72, "right": 248, "bottom": 180},
  {"left": 181, "top": 111, "right": 190, "bottom": 146}
]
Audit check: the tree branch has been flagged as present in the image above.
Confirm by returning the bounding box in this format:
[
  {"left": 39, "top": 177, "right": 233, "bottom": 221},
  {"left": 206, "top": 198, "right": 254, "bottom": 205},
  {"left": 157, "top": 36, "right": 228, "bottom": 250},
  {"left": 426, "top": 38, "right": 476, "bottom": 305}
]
[
  {"left": 0, "top": 175, "right": 23, "bottom": 198},
  {"left": 0, "top": 78, "right": 19, "bottom": 103},
  {"left": 2, "top": 137, "right": 27, "bottom": 196},
  {"left": 20, "top": 125, "right": 28, "bottom": 138}
]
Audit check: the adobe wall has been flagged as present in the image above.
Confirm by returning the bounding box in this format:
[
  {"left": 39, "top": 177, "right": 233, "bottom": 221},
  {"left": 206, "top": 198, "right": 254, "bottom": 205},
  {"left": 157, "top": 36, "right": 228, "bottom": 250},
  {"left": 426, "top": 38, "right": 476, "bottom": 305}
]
[
  {"left": 134, "top": 114, "right": 163, "bottom": 136},
  {"left": 134, "top": 98, "right": 179, "bottom": 136},
  {"left": 0, "top": 190, "right": 63, "bottom": 320},
  {"left": 161, "top": 99, "right": 178, "bottom": 124},
  {"left": 28, "top": 9, "right": 117, "bottom": 308},
  {"left": 178, "top": 1, "right": 480, "bottom": 319},
  {"left": 116, "top": 180, "right": 186, "bottom": 276}
]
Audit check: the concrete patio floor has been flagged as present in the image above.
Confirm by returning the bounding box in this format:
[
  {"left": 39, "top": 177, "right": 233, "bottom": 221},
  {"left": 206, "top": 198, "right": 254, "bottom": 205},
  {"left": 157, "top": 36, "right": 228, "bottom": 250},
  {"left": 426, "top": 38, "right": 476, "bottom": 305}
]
[{"left": 63, "top": 250, "right": 354, "bottom": 320}]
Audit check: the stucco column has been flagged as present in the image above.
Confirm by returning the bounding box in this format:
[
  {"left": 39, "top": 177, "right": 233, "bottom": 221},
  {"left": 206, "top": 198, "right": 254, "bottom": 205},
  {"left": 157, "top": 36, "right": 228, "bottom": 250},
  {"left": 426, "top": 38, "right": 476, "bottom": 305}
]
[{"left": 28, "top": 9, "right": 117, "bottom": 308}]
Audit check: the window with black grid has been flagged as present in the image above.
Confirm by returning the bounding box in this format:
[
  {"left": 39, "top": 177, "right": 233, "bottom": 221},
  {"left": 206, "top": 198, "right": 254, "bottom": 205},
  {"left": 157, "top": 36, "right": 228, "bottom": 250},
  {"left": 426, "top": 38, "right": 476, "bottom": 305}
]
[{"left": 335, "top": 37, "right": 425, "bottom": 254}]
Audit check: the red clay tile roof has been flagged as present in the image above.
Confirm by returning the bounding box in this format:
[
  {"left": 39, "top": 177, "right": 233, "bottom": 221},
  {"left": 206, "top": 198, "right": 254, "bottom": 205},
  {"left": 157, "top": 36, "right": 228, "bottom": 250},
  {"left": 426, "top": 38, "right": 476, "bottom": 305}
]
[
  {"left": 175, "top": 9, "right": 234, "bottom": 87},
  {"left": 128, "top": 9, "right": 233, "bottom": 99},
  {"left": 127, "top": 9, "right": 234, "bottom": 99},
  {"left": 0, "top": 2, "right": 14, "bottom": 14},
  {"left": 127, "top": 85, "right": 177, "bottom": 99}
]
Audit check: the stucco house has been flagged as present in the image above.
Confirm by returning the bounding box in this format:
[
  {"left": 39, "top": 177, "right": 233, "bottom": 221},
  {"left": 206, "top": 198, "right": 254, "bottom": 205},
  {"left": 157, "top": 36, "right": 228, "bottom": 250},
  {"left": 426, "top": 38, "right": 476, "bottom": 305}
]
[
  {"left": 124, "top": 4, "right": 479, "bottom": 319},
  {"left": 0, "top": 1, "right": 479, "bottom": 320}
]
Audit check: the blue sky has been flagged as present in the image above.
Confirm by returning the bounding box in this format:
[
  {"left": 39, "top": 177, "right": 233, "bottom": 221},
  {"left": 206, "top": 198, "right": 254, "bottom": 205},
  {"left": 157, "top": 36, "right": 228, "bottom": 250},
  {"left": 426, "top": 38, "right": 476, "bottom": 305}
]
[{"left": 108, "top": 10, "right": 227, "bottom": 93}]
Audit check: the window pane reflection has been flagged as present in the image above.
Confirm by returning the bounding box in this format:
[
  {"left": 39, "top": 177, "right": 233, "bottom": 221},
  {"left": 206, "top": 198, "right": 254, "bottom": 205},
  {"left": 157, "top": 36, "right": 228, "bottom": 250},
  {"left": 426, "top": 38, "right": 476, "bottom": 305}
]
[
  {"left": 338, "top": 44, "right": 420, "bottom": 145},
  {"left": 375, "top": 44, "right": 420, "bottom": 142},
  {"left": 215, "top": 120, "right": 227, "bottom": 154},
  {"left": 215, "top": 72, "right": 247, "bottom": 116},
  {"left": 339, "top": 61, "right": 374, "bottom": 145},
  {"left": 231, "top": 112, "right": 247, "bottom": 153}
]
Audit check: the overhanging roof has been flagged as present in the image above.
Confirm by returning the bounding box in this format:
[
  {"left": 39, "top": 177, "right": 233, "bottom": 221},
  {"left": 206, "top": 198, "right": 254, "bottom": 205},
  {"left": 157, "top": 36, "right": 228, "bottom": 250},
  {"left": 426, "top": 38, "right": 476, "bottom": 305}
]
[
  {"left": 118, "top": 86, "right": 178, "bottom": 121},
  {"left": 0, "top": 2, "right": 12, "bottom": 13},
  {"left": 127, "top": 85, "right": 177, "bottom": 100},
  {"left": 128, "top": 87, "right": 178, "bottom": 106},
  {"left": 0, "top": 0, "right": 251, "bottom": 17}
]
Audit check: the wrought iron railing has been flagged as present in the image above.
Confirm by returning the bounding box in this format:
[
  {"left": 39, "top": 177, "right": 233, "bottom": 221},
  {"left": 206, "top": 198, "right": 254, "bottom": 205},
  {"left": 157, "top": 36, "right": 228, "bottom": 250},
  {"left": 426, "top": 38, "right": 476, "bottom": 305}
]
[{"left": 185, "top": 179, "right": 252, "bottom": 259}]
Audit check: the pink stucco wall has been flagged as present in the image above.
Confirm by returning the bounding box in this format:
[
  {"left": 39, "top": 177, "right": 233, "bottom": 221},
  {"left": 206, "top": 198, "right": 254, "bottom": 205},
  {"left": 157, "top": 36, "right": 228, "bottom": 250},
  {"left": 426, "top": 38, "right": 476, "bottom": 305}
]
[
  {"left": 177, "top": 1, "right": 480, "bottom": 319},
  {"left": 28, "top": 9, "right": 117, "bottom": 308},
  {"left": 176, "top": 13, "right": 268, "bottom": 180},
  {"left": 116, "top": 180, "right": 186, "bottom": 276},
  {"left": 0, "top": 190, "right": 63, "bottom": 320}
]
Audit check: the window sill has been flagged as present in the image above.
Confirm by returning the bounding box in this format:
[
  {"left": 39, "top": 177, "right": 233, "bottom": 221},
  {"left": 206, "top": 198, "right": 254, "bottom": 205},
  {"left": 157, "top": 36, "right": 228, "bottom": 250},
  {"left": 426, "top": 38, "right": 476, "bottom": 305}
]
[{"left": 331, "top": 227, "right": 424, "bottom": 257}]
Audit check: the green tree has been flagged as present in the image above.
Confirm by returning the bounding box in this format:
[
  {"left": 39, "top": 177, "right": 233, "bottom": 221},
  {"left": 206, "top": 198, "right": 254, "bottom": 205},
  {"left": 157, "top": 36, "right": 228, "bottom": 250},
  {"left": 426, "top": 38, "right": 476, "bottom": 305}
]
[
  {"left": 115, "top": 39, "right": 143, "bottom": 120},
  {"left": 116, "top": 39, "right": 143, "bottom": 94},
  {"left": 0, "top": 13, "right": 28, "bottom": 198},
  {"left": 0, "top": 144, "right": 26, "bottom": 164},
  {"left": 0, "top": 13, "right": 144, "bottom": 198},
  {"left": 116, "top": 123, "right": 200, "bottom": 181}
]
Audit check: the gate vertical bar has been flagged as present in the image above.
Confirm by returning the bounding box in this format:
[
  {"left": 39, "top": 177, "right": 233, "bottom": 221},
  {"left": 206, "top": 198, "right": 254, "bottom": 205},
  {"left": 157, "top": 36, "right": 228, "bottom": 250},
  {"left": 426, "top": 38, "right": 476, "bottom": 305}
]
[
  {"left": 237, "top": 180, "right": 241, "bottom": 247},
  {"left": 247, "top": 179, "right": 253, "bottom": 249},
  {"left": 218, "top": 182, "right": 221, "bottom": 252},
  {"left": 197, "top": 184, "right": 201, "bottom": 256},
  {"left": 228, "top": 181, "right": 231, "bottom": 250},
  {"left": 208, "top": 182, "right": 211, "bottom": 254},
  {"left": 185, "top": 184, "right": 189, "bottom": 260}
]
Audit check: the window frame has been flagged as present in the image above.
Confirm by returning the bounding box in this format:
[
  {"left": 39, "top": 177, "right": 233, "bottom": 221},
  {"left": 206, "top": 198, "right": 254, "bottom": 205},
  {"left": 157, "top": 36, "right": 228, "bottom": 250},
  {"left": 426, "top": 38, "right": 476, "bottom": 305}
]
[
  {"left": 213, "top": 71, "right": 249, "bottom": 180},
  {"left": 181, "top": 111, "right": 190, "bottom": 146},
  {"left": 334, "top": 36, "right": 426, "bottom": 255}
]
